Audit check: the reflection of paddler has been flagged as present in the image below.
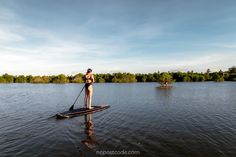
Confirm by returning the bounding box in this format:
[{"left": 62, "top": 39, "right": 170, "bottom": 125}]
[{"left": 81, "top": 113, "right": 98, "bottom": 149}]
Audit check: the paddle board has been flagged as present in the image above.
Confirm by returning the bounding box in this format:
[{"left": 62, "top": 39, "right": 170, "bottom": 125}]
[{"left": 56, "top": 104, "right": 110, "bottom": 119}]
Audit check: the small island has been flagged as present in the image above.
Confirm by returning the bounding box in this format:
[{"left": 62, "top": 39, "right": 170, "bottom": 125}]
[{"left": 158, "top": 72, "right": 173, "bottom": 89}]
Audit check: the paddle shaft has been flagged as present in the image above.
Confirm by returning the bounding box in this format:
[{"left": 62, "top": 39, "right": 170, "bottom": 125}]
[{"left": 69, "top": 85, "right": 85, "bottom": 111}]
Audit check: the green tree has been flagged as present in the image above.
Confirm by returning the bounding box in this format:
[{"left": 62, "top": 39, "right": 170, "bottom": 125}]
[
  {"left": 26, "top": 75, "right": 33, "bottom": 83},
  {"left": 0, "top": 76, "right": 6, "bottom": 83},
  {"left": 146, "top": 74, "right": 156, "bottom": 82},
  {"left": 204, "top": 69, "right": 211, "bottom": 81},
  {"left": 72, "top": 74, "right": 83, "bottom": 83},
  {"left": 153, "top": 72, "right": 160, "bottom": 82},
  {"left": 52, "top": 74, "right": 69, "bottom": 84},
  {"left": 42, "top": 76, "right": 50, "bottom": 83},
  {"left": 32, "top": 76, "right": 44, "bottom": 83},
  {"left": 31, "top": 76, "right": 50, "bottom": 83},
  {"left": 135, "top": 74, "right": 147, "bottom": 82},
  {"left": 112, "top": 73, "right": 137, "bottom": 83},
  {"left": 227, "top": 66, "right": 236, "bottom": 81},
  {"left": 198, "top": 75, "right": 205, "bottom": 82},
  {"left": 191, "top": 74, "right": 205, "bottom": 82},
  {"left": 141, "top": 75, "right": 147, "bottom": 82},
  {"left": 212, "top": 73, "right": 224, "bottom": 82},
  {"left": 103, "top": 74, "right": 113, "bottom": 82},
  {"left": 183, "top": 76, "right": 191, "bottom": 82},
  {"left": 173, "top": 72, "right": 185, "bottom": 82},
  {"left": 2, "top": 73, "right": 14, "bottom": 83},
  {"left": 15, "top": 75, "right": 27, "bottom": 83},
  {"left": 97, "top": 77, "right": 105, "bottom": 83},
  {"left": 158, "top": 72, "right": 173, "bottom": 86}
]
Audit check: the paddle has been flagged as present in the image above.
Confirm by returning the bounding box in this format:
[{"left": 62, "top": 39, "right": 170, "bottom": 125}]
[{"left": 69, "top": 85, "right": 85, "bottom": 111}]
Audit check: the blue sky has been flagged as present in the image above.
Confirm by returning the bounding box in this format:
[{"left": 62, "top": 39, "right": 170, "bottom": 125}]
[{"left": 0, "top": 0, "right": 236, "bottom": 75}]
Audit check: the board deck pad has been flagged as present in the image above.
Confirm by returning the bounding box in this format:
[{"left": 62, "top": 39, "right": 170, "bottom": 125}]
[{"left": 56, "top": 104, "right": 110, "bottom": 119}]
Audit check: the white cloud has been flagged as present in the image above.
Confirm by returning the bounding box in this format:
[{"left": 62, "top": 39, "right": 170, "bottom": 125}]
[
  {"left": 0, "top": 8, "right": 127, "bottom": 75},
  {"left": 145, "top": 53, "right": 236, "bottom": 72}
]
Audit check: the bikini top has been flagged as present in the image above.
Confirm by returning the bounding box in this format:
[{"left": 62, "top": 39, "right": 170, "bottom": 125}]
[{"left": 84, "top": 74, "right": 93, "bottom": 81}]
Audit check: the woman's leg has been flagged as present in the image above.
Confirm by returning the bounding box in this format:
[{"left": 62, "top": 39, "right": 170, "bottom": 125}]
[
  {"left": 84, "top": 88, "right": 88, "bottom": 108},
  {"left": 88, "top": 86, "right": 93, "bottom": 109}
]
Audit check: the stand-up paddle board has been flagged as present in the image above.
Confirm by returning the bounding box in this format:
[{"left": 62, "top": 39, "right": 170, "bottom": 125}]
[{"left": 56, "top": 104, "right": 110, "bottom": 119}]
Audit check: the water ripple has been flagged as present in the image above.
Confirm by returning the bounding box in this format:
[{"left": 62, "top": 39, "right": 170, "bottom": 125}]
[{"left": 0, "top": 83, "right": 236, "bottom": 157}]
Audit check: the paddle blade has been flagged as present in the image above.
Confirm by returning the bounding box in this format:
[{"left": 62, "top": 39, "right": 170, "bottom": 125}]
[{"left": 69, "top": 105, "right": 74, "bottom": 111}]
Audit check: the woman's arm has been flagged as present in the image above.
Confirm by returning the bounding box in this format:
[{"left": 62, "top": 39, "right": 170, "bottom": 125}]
[{"left": 91, "top": 74, "right": 95, "bottom": 83}]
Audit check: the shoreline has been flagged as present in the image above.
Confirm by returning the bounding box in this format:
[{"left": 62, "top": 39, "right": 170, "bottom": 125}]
[{"left": 0, "top": 81, "right": 235, "bottom": 84}]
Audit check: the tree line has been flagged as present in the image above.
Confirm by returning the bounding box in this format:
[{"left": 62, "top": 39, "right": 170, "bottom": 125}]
[{"left": 0, "top": 66, "right": 235, "bottom": 84}]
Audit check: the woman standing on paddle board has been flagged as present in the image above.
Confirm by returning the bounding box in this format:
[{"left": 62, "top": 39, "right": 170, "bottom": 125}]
[{"left": 84, "top": 68, "right": 94, "bottom": 109}]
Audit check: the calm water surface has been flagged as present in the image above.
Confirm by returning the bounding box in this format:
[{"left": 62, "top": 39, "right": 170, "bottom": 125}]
[{"left": 0, "top": 82, "right": 236, "bottom": 157}]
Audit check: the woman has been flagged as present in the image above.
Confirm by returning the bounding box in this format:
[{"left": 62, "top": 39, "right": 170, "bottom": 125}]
[{"left": 84, "top": 68, "right": 94, "bottom": 109}]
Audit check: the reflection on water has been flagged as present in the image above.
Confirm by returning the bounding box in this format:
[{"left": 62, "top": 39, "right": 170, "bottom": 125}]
[
  {"left": 156, "top": 86, "right": 173, "bottom": 97},
  {"left": 81, "top": 113, "right": 98, "bottom": 149}
]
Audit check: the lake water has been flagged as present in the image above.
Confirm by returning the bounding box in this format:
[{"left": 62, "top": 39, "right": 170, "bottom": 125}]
[{"left": 0, "top": 82, "right": 235, "bottom": 157}]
